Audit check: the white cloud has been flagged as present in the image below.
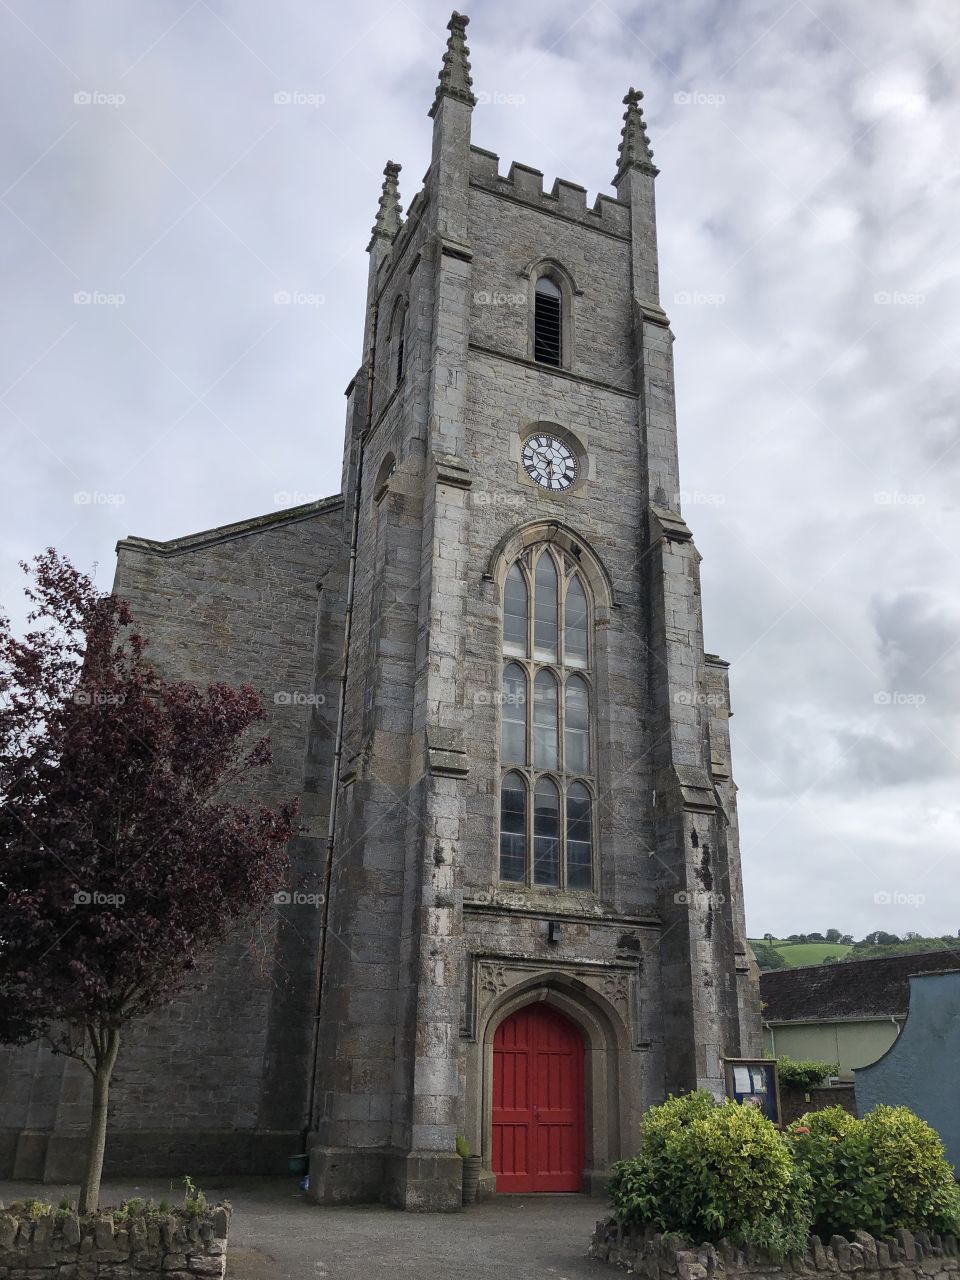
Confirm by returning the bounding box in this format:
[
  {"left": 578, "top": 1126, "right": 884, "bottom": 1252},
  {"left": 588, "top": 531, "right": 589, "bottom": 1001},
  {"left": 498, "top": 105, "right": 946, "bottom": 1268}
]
[{"left": 1, "top": 0, "right": 958, "bottom": 940}]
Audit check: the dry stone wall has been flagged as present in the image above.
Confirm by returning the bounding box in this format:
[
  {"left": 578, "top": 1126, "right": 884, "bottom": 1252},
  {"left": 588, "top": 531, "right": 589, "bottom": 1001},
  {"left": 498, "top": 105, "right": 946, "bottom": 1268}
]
[
  {"left": 0, "top": 1204, "right": 230, "bottom": 1279},
  {"left": 590, "top": 1221, "right": 960, "bottom": 1280}
]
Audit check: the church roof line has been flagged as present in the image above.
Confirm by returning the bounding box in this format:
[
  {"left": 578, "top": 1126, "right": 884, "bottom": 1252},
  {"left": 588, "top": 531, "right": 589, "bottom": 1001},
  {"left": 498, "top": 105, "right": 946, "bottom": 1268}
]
[{"left": 116, "top": 493, "right": 343, "bottom": 558}]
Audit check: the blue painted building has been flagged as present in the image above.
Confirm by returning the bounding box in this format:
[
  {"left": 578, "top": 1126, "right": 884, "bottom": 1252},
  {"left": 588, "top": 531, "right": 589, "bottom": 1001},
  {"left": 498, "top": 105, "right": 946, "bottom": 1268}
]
[{"left": 855, "top": 970, "right": 960, "bottom": 1172}]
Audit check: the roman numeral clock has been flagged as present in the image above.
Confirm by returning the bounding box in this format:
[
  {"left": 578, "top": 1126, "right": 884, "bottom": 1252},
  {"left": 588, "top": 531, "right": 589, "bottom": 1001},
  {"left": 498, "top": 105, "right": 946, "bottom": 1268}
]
[{"left": 522, "top": 434, "right": 579, "bottom": 491}]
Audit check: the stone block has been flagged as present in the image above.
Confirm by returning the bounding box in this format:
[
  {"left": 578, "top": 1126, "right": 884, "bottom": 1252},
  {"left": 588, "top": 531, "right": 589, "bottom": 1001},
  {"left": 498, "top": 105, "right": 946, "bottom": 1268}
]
[{"left": 895, "top": 1232, "right": 916, "bottom": 1263}]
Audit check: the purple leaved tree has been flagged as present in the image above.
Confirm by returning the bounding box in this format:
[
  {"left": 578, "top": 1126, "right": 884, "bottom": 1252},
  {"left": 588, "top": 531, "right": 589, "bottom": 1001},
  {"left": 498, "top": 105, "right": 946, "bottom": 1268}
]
[{"left": 0, "top": 550, "right": 296, "bottom": 1213}]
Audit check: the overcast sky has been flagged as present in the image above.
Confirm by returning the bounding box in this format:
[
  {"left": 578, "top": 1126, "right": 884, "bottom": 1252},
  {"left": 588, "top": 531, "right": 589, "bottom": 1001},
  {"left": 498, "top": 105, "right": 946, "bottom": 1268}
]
[{"left": 2, "top": 0, "right": 958, "bottom": 942}]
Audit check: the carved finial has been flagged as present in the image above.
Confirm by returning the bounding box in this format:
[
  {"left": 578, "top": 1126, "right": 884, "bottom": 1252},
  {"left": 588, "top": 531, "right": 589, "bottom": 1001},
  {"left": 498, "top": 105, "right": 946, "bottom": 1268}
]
[
  {"left": 367, "top": 161, "right": 403, "bottom": 252},
  {"left": 428, "top": 11, "right": 477, "bottom": 118},
  {"left": 615, "top": 87, "right": 658, "bottom": 181}
]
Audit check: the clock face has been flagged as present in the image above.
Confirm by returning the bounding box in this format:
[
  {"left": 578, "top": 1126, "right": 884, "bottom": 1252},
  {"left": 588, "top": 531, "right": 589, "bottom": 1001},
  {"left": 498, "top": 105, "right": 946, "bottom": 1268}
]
[{"left": 522, "top": 435, "right": 578, "bottom": 491}]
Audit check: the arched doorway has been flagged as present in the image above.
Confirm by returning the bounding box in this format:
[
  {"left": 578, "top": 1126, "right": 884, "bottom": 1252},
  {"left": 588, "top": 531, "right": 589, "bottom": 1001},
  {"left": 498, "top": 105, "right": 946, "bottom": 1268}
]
[{"left": 492, "top": 1003, "right": 584, "bottom": 1192}]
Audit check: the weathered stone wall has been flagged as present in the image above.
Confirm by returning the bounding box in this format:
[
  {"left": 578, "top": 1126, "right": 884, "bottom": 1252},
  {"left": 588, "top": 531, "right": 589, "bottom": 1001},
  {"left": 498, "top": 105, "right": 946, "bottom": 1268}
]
[
  {"left": 780, "top": 1084, "right": 857, "bottom": 1125},
  {"left": 2, "top": 18, "right": 759, "bottom": 1204},
  {"left": 0, "top": 1204, "right": 230, "bottom": 1280},
  {"left": 0, "top": 500, "right": 345, "bottom": 1179},
  {"left": 310, "top": 28, "right": 758, "bottom": 1209},
  {"left": 590, "top": 1221, "right": 960, "bottom": 1280}
]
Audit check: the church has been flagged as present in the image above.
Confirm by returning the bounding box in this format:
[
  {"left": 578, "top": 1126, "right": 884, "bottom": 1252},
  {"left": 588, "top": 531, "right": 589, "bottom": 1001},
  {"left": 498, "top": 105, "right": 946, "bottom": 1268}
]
[{"left": 0, "top": 13, "right": 759, "bottom": 1211}]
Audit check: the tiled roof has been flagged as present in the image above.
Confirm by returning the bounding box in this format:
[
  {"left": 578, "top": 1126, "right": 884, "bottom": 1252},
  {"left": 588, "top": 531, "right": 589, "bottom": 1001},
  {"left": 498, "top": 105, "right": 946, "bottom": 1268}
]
[{"left": 760, "top": 949, "right": 960, "bottom": 1022}]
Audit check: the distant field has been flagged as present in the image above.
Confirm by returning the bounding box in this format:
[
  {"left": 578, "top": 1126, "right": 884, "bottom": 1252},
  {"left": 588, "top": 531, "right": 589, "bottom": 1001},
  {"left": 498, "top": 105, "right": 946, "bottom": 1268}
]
[{"left": 749, "top": 939, "right": 854, "bottom": 966}]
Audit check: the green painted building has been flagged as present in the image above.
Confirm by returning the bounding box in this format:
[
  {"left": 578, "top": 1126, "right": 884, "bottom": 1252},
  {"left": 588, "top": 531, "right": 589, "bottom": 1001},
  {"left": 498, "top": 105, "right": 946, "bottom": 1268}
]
[{"left": 760, "top": 951, "right": 960, "bottom": 1081}]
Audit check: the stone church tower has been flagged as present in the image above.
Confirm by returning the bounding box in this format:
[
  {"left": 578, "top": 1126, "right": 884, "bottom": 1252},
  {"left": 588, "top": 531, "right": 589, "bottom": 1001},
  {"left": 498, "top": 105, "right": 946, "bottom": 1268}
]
[{"left": 0, "top": 13, "right": 759, "bottom": 1209}]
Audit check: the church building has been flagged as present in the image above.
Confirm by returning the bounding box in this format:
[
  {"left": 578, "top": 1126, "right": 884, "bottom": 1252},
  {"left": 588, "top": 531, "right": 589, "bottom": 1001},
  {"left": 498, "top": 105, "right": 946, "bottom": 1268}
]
[{"left": 0, "top": 13, "right": 759, "bottom": 1211}]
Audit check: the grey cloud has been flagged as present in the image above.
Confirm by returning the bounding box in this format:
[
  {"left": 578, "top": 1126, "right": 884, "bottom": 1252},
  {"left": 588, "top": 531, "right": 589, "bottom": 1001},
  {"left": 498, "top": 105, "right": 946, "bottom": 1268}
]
[{"left": 2, "top": 0, "right": 959, "bottom": 938}]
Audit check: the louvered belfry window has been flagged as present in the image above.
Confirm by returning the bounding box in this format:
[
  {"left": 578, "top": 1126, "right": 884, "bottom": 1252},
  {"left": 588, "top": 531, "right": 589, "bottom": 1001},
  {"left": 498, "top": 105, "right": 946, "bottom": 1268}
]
[{"left": 534, "top": 276, "right": 562, "bottom": 366}]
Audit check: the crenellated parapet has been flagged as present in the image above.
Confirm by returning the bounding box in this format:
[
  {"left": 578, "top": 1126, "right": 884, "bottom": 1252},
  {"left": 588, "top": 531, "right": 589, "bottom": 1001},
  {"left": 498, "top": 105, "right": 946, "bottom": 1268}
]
[{"left": 468, "top": 146, "right": 631, "bottom": 238}]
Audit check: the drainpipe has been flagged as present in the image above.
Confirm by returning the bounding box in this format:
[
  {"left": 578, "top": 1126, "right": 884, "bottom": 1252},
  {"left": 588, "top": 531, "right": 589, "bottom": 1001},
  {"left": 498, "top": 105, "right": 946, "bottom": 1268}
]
[{"left": 303, "top": 302, "right": 379, "bottom": 1148}]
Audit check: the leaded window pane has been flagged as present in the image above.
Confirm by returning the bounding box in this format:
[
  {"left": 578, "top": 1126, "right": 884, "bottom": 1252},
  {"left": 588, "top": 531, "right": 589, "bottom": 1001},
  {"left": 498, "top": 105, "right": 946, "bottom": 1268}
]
[
  {"left": 566, "top": 782, "right": 592, "bottom": 889},
  {"left": 500, "top": 772, "right": 527, "bottom": 882},
  {"left": 503, "top": 564, "right": 528, "bottom": 656},
  {"left": 564, "top": 675, "right": 590, "bottom": 775},
  {"left": 533, "top": 553, "right": 558, "bottom": 661},
  {"left": 501, "top": 663, "right": 527, "bottom": 764},
  {"left": 565, "top": 574, "right": 588, "bottom": 666},
  {"left": 533, "top": 670, "right": 558, "bottom": 770},
  {"left": 533, "top": 777, "right": 560, "bottom": 886}
]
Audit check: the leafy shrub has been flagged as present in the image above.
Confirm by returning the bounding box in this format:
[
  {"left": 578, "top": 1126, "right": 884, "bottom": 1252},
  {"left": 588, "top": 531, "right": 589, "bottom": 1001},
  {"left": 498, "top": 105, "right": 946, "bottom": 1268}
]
[
  {"left": 788, "top": 1105, "right": 960, "bottom": 1238},
  {"left": 776, "top": 1057, "right": 838, "bottom": 1091},
  {"left": 455, "top": 1134, "right": 471, "bottom": 1159},
  {"left": 182, "top": 1175, "right": 207, "bottom": 1219},
  {"left": 113, "top": 1196, "right": 153, "bottom": 1222},
  {"left": 6, "top": 1198, "right": 52, "bottom": 1220},
  {"left": 609, "top": 1091, "right": 812, "bottom": 1259}
]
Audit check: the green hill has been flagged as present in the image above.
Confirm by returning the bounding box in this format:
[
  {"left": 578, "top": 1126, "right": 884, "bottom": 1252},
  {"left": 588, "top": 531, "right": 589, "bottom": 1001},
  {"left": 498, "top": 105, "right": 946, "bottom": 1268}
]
[{"left": 748, "top": 938, "right": 853, "bottom": 968}]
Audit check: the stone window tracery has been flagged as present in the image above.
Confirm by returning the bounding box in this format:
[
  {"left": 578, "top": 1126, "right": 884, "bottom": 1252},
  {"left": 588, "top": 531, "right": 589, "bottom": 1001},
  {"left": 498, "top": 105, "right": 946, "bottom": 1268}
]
[{"left": 498, "top": 544, "right": 596, "bottom": 890}]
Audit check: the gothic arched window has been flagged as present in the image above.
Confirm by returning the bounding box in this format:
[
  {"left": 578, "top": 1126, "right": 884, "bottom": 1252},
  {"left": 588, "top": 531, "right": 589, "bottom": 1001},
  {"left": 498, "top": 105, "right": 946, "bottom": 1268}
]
[
  {"left": 534, "top": 276, "right": 562, "bottom": 366},
  {"left": 498, "top": 545, "right": 596, "bottom": 890}
]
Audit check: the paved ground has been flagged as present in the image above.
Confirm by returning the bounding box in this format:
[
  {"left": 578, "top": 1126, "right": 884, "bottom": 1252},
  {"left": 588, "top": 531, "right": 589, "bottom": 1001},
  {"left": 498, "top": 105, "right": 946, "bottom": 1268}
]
[{"left": 0, "top": 1177, "right": 609, "bottom": 1280}]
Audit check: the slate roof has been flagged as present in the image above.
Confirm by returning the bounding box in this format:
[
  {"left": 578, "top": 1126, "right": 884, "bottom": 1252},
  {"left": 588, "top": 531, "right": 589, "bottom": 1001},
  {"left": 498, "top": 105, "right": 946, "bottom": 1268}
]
[{"left": 760, "top": 949, "right": 960, "bottom": 1023}]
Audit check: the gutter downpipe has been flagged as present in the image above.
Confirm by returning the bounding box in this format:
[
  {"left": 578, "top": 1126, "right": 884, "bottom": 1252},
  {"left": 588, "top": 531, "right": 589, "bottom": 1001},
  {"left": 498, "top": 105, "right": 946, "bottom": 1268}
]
[{"left": 303, "top": 304, "right": 379, "bottom": 1151}]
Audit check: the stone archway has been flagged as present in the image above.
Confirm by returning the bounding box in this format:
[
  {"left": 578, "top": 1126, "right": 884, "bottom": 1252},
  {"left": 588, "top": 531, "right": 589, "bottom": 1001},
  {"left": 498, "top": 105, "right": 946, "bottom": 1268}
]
[{"left": 471, "top": 973, "right": 633, "bottom": 1196}]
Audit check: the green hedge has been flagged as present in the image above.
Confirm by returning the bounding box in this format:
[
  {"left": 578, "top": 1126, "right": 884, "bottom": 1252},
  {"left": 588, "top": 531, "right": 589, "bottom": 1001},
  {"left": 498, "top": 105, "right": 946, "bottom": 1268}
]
[
  {"left": 775, "top": 1056, "right": 838, "bottom": 1091},
  {"left": 787, "top": 1105, "right": 960, "bottom": 1238},
  {"left": 609, "top": 1093, "right": 960, "bottom": 1258},
  {"left": 608, "top": 1092, "right": 812, "bottom": 1259}
]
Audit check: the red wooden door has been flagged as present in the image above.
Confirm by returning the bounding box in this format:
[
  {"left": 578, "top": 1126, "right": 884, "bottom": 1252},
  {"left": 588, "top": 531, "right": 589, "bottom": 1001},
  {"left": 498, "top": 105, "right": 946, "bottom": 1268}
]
[{"left": 492, "top": 1004, "right": 584, "bottom": 1192}]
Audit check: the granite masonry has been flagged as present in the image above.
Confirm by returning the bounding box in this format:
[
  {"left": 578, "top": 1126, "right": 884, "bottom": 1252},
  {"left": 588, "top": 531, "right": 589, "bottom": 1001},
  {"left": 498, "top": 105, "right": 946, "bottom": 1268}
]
[
  {"left": 0, "top": 12, "right": 760, "bottom": 1210},
  {"left": 589, "top": 1222, "right": 960, "bottom": 1280},
  {"left": 0, "top": 1204, "right": 231, "bottom": 1280}
]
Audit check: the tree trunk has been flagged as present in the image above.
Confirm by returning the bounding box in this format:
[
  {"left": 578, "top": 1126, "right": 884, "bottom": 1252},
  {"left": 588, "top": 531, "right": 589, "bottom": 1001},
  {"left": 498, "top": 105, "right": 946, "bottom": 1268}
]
[{"left": 78, "top": 1026, "right": 120, "bottom": 1215}]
